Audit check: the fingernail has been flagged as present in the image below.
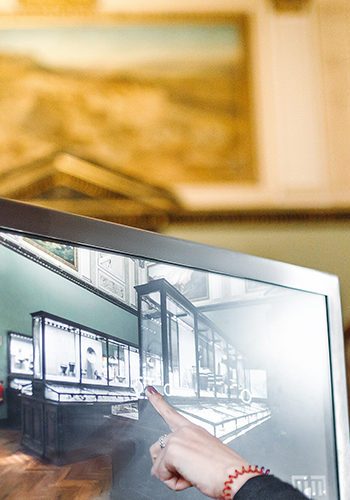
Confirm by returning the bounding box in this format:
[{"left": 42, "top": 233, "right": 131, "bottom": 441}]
[{"left": 146, "top": 385, "right": 158, "bottom": 395}]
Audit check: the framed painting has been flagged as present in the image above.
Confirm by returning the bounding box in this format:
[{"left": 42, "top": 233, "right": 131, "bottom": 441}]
[
  {"left": 24, "top": 238, "right": 78, "bottom": 270},
  {"left": 0, "top": 10, "right": 256, "bottom": 196}
]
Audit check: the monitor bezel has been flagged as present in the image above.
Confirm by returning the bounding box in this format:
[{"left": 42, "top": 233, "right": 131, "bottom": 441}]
[{"left": 0, "top": 197, "right": 349, "bottom": 499}]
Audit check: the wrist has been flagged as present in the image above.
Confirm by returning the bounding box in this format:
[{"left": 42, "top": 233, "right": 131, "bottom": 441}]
[
  {"left": 226, "top": 471, "right": 260, "bottom": 498},
  {"left": 220, "top": 465, "right": 270, "bottom": 499}
]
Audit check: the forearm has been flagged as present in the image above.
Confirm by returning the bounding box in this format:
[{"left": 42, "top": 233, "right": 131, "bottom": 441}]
[{"left": 234, "top": 475, "right": 308, "bottom": 500}]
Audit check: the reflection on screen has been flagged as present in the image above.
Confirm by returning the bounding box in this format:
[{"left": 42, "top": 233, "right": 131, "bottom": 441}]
[{"left": 0, "top": 232, "right": 337, "bottom": 499}]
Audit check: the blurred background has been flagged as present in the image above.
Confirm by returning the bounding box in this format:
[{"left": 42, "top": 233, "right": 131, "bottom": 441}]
[{"left": 0, "top": 0, "right": 349, "bottom": 401}]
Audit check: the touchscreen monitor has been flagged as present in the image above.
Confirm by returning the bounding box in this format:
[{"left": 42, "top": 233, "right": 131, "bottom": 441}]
[{"left": 0, "top": 198, "right": 349, "bottom": 500}]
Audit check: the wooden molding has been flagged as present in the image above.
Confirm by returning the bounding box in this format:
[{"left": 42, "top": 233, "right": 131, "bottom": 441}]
[
  {"left": 17, "top": 0, "right": 97, "bottom": 15},
  {"left": 271, "top": 0, "right": 311, "bottom": 12},
  {"left": 168, "top": 207, "right": 350, "bottom": 225},
  {"left": 0, "top": 151, "right": 179, "bottom": 208}
]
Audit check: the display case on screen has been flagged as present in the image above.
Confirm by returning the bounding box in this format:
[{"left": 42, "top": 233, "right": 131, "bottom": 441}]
[
  {"left": 8, "top": 332, "right": 33, "bottom": 376},
  {"left": 22, "top": 311, "right": 140, "bottom": 463},
  {"left": 31, "top": 311, "right": 139, "bottom": 391},
  {"left": 44, "top": 317, "right": 80, "bottom": 382},
  {"left": 136, "top": 278, "right": 270, "bottom": 442},
  {"left": 137, "top": 278, "right": 237, "bottom": 399},
  {"left": 7, "top": 332, "right": 33, "bottom": 427}
]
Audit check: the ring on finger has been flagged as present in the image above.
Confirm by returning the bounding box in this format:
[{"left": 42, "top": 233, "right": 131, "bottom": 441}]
[{"left": 158, "top": 433, "right": 168, "bottom": 449}]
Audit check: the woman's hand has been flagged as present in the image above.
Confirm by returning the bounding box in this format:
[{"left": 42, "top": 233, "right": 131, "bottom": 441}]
[{"left": 146, "top": 386, "right": 260, "bottom": 499}]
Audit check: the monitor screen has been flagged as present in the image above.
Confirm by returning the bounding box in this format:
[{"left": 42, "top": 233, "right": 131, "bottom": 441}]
[{"left": 0, "top": 198, "right": 349, "bottom": 500}]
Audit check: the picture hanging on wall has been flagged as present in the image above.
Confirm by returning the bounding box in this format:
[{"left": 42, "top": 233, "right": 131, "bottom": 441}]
[
  {"left": 24, "top": 238, "right": 78, "bottom": 270},
  {"left": 0, "top": 11, "right": 256, "bottom": 194}
]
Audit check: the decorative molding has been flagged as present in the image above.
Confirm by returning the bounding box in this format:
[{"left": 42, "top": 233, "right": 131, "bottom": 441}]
[
  {"left": 0, "top": 151, "right": 178, "bottom": 230},
  {"left": 0, "top": 151, "right": 178, "bottom": 210},
  {"left": 168, "top": 207, "right": 350, "bottom": 225},
  {"left": 17, "top": 0, "right": 97, "bottom": 15},
  {"left": 0, "top": 235, "right": 137, "bottom": 316},
  {"left": 98, "top": 269, "right": 126, "bottom": 302},
  {"left": 271, "top": 0, "right": 311, "bottom": 12}
]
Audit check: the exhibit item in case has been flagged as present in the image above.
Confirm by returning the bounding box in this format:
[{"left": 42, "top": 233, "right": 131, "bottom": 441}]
[{"left": 0, "top": 198, "right": 349, "bottom": 500}]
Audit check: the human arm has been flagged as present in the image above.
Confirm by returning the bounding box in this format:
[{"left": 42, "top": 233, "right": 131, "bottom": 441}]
[
  {"left": 146, "top": 386, "right": 307, "bottom": 499},
  {"left": 235, "top": 475, "right": 308, "bottom": 499},
  {"left": 147, "top": 386, "right": 265, "bottom": 499}
]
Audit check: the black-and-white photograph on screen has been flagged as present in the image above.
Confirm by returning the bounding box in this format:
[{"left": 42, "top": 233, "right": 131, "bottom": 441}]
[{"left": 0, "top": 231, "right": 340, "bottom": 499}]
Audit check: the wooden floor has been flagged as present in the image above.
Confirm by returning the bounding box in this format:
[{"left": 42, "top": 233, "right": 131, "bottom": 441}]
[{"left": 0, "top": 429, "right": 112, "bottom": 500}]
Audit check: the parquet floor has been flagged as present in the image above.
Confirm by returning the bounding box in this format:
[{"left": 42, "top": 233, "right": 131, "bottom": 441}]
[{"left": 0, "top": 429, "right": 112, "bottom": 500}]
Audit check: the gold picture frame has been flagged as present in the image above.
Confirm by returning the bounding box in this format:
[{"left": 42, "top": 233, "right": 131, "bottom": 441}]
[
  {"left": 0, "top": 10, "right": 256, "bottom": 193},
  {"left": 24, "top": 238, "right": 78, "bottom": 270}
]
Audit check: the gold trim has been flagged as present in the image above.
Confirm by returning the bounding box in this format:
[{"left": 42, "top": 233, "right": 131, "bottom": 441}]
[
  {"left": 0, "top": 13, "right": 250, "bottom": 26},
  {"left": 271, "top": 0, "right": 311, "bottom": 12},
  {"left": 18, "top": 0, "right": 97, "bottom": 16}
]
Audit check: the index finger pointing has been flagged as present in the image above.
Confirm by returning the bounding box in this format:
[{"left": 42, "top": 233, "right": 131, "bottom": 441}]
[{"left": 145, "top": 386, "right": 190, "bottom": 431}]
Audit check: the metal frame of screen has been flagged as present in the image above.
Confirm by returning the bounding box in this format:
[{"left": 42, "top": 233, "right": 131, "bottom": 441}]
[{"left": 0, "top": 197, "right": 349, "bottom": 499}]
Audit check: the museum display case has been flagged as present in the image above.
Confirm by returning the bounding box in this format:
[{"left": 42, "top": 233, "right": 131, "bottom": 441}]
[
  {"left": 8, "top": 331, "right": 34, "bottom": 376},
  {"left": 7, "top": 332, "right": 33, "bottom": 427},
  {"left": 21, "top": 311, "right": 140, "bottom": 463},
  {"left": 136, "top": 278, "right": 270, "bottom": 442}
]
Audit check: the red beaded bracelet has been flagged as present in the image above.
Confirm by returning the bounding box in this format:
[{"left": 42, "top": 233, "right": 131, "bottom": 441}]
[{"left": 220, "top": 465, "right": 270, "bottom": 499}]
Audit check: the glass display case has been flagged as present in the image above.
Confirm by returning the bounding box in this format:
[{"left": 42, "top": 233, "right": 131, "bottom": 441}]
[
  {"left": 9, "top": 377, "right": 32, "bottom": 391},
  {"left": 139, "top": 290, "right": 163, "bottom": 387},
  {"left": 31, "top": 311, "right": 139, "bottom": 390},
  {"left": 176, "top": 402, "right": 271, "bottom": 439},
  {"left": 44, "top": 383, "right": 138, "bottom": 404},
  {"left": 44, "top": 319, "right": 80, "bottom": 383},
  {"left": 166, "top": 293, "right": 197, "bottom": 397},
  {"left": 136, "top": 280, "right": 198, "bottom": 397},
  {"left": 136, "top": 278, "right": 253, "bottom": 401},
  {"left": 21, "top": 311, "right": 140, "bottom": 463},
  {"left": 81, "top": 329, "right": 106, "bottom": 385},
  {"left": 7, "top": 332, "right": 34, "bottom": 427},
  {"left": 8, "top": 332, "right": 33, "bottom": 376},
  {"left": 136, "top": 279, "right": 270, "bottom": 442}
]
